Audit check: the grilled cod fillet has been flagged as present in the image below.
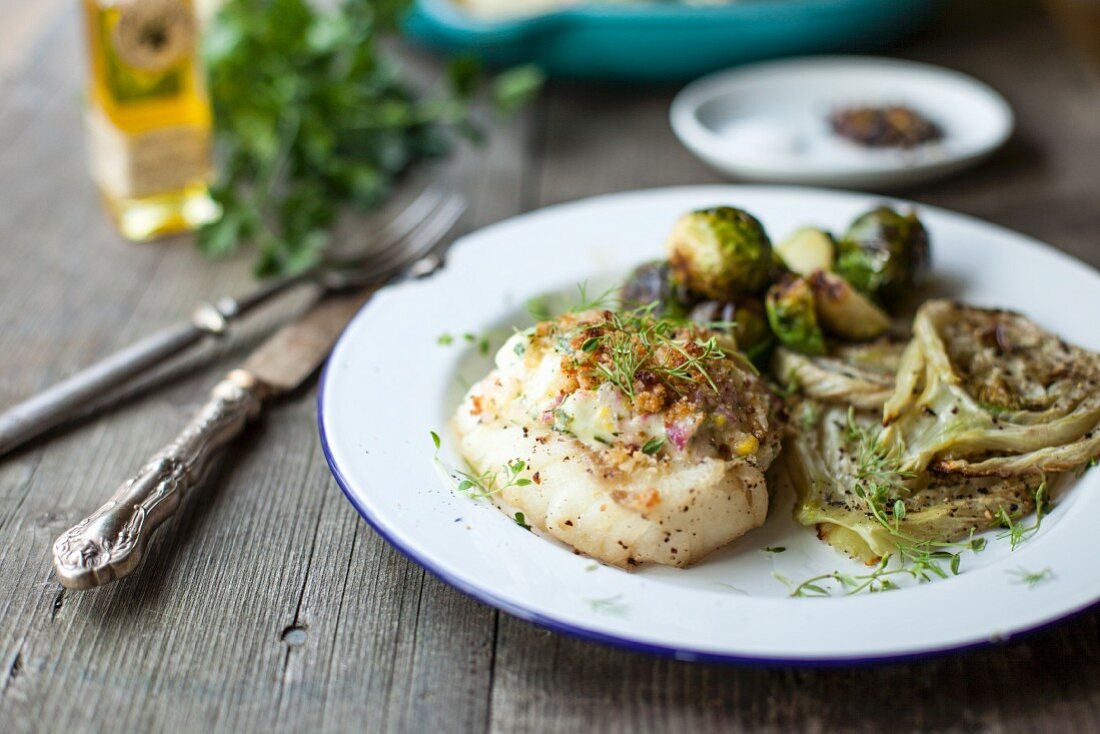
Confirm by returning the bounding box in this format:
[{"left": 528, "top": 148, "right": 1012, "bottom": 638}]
[{"left": 452, "top": 310, "right": 782, "bottom": 568}]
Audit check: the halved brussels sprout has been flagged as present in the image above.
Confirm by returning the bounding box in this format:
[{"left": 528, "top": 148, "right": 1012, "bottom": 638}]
[
  {"left": 775, "top": 227, "right": 835, "bottom": 276},
  {"left": 773, "top": 339, "right": 904, "bottom": 411},
  {"left": 835, "top": 207, "right": 930, "bottom": 308},
  {"left": 784, "top": 401, "right": 1041, "bottom": 563},
  {"left": 879, "top": 300, "right": 1100, "bottom": 476},
  {"left": 807, "top": 269, "right": 891, "bottom": 341},
  {"left": 689, "top": 298, "right": 774, "bottom": 365},
  {"left": 765, "top": 276, "right": 826, "bottom": 356},
  {"left": 665, "top": 207, "right": 773, "bottom": 300},
  {"left": 620, "top": 260, "right": 695, "bottom": 318}
]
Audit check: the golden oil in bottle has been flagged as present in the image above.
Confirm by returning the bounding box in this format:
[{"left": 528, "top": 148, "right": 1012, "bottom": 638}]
[{"left": 82, "top": 0, "right": 218, "bottom": 240}]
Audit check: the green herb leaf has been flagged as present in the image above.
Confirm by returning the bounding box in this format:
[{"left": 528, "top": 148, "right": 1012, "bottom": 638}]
[
  {"left": 199, "top": 0, "right": 539, "bottom": 276},
  {"left": 430, "top": 431, "right": 441, "bottom": 451},
  {"left": 526, "top": 296, "right": 552, "bottom": 322},
  {"left": 641, "top": 437, "right": 665, "bottom": 455},
  {"left": 1007, "top": 567, "right": 1054, "bottom": 588},
  {"left": 514, "top": 511, "right": 531, "bottom": 530},
  {"left": 437, "top": 334, "right": 454, "bottom": 346},
  {"left": 491, "top": 65, "right": 545, "bottom": 116}
]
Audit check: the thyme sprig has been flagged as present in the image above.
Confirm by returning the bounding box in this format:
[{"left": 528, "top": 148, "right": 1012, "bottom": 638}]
[
  {"left": 452, "top": 459, "right": 532, "bottom": 500},
  {"left": 526, "top": 282, "right": 620, "bottom": 323},
  {"left": 1007, "top": 567, "right": 1054, "bottom": 588},
  {"left": 567, "top": 302, "right": 730, "bottom": 402},
  {"left": 431, "top": 431, "right": 532, "bottom": 500},
  {"left": 996, "top": 477, "right": 1048, "bottom": 550},
  {"left": 846, "top": 409, "right": 986, "bottom": 556},
  {"left": 780, "top": 412, "right": 989, "bottom": 597},
  {"left": 779, "top": 411, "right": 1058, "bottom": 597}
]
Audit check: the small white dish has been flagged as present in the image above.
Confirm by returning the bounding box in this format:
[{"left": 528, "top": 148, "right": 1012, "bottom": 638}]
[
  {"left": 671, "top": 57, "right": 1014, "bottom": 189},
  {"left": 320, "top": 186, "right": 1099, "bottom": 663}
]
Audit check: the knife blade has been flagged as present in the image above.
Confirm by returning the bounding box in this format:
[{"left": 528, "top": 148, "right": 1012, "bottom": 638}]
[
  {"left": 51, "top": 291, "right": 371, "bottom": 590},
  {"left": 243, "top": 291, "right": 372, "bottom": 394}
]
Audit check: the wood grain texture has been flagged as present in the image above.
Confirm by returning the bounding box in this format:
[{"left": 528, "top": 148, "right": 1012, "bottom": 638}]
[{"left": 0, "top": 1, "right": 1098, "bottom": 733}]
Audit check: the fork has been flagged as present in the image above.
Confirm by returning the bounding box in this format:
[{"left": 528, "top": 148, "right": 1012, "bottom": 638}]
[{"left": 0, "top": 189, "right": 466, "bottom": 457}]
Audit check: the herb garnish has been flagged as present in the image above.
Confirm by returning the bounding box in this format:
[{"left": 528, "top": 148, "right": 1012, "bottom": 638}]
[
  {"left": 199, "top": 0, "right": 542, "bottom": 276},
  {"left": 453, "top": 459, "right": 532, "bottom": 500},
  {"left": 566, "top": 302, "right": 729, "bottom": 402},
  {"left": 779, "top": 411, "right": 1056, "bottom": 597},
  {"left": 431, "top": 431, "right": 532, "bottom": 499},
  {"left": 526, "top": 296, "right": 553, "bottom": 323},
  {"left": 641, "top": 437, "right": 665, "bottom": 455},
  {"left": 1007, "top": 567, "right": 1054, "bottom": 588},
  {"left": 585, "top": 595, "right": 629, "bottom": 617},
  {"left": 776, "top": 557, "right": 919, "bottom": 597},
  {"left": 514, "top": 512, "right": 531, "bottom": 530},
  {"left": 996, "top": 478, "right": 1048, "bottom": 550},
  {"left": 780, "top": 411, "right": 992, "bottom": 597}
]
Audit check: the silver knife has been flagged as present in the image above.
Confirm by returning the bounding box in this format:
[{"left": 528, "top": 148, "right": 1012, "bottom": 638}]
[{"left": 51, "top": 292, "right": 371, "bottom": 590}]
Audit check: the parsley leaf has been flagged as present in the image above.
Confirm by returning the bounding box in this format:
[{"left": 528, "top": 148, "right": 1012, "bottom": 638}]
[{"left": 198, "top": 0, "right": 541, "bottom": 276}]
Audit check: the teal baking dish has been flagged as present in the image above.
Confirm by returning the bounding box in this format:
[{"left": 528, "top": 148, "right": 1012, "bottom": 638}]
[{"left": 404, "top": 0, "right": 943, "bottom": 81}]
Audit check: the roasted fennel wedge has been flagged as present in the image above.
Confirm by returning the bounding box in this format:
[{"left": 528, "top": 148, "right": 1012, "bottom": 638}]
[
  {"left": 783, "top": 401, "right": 1042, "bottom": 563},
  {"left": 880, "top": 300, "right": 1100, "bottom": 476},
  {"left": 774, "top": 339, "right": 905, "bottom": 411}
]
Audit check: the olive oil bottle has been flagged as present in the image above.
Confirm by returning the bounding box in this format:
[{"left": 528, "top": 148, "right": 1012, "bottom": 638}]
[{"left": 81, "top": 0, "right": 218, "bottom": 240}]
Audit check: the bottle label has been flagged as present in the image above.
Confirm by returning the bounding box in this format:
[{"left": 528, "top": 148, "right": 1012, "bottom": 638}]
[{"left": 86, "top": 105, "right": 210, "bottom": 200}]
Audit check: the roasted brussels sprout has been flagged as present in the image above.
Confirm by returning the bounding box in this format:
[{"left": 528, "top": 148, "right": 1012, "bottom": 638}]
[
  {"left": 665, "top": 207, "right": 773, "bottom": 300},
  {"left": 620, "top": 260, "right": 695, "bottom": 318},
  {"left": 689, "top": 298, "right": 774, "bottom": 365},
  {"left": 765, "top": 276, "right": 826, "bottom": 356},
  {"left": 835, "top": 207, "right": 930, "bottom": 308},
  {"left": 806, "top": 269, "right": 890, "bottom": 341},
  {"left": 775, "top": 227, "right": 836, "bottom": 276}
]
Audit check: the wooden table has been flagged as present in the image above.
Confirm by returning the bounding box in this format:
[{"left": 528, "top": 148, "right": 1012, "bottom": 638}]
[{"left": 2, "top": 1, "right": 1099, "bottom": 731}]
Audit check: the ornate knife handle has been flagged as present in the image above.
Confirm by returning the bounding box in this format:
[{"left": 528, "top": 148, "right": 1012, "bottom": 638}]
[{"left": 52, "top": 371, "right": 266, "bottom": 589}]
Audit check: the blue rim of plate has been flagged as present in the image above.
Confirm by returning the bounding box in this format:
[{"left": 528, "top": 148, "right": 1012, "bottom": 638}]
[{"left": 317, "top": 335, "right": 1097, "bottom": 667}]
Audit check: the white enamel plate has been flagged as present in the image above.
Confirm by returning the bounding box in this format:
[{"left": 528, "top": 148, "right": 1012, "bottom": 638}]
[
  {"left": 320, "top": 186, "right": 1100, "bottom": 663},
  {"left": 671, "top": 57, "right": 1014, "bottom": 189}
]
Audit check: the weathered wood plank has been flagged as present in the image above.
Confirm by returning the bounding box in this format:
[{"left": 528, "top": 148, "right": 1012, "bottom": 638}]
[
  {"left": 904, "top": 2, "right": 1100, "bottom": 269},
  {"left": 490, "top": 609, "right": 1100, "bottom": 733},
  {"left": 532, "top": 81, "right": 723, "bottom": 208}
]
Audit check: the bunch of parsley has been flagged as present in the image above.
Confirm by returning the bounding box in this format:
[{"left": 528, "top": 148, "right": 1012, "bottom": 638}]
[{"left": 199, "top": 0, "right": 541, "bottom": 276}]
